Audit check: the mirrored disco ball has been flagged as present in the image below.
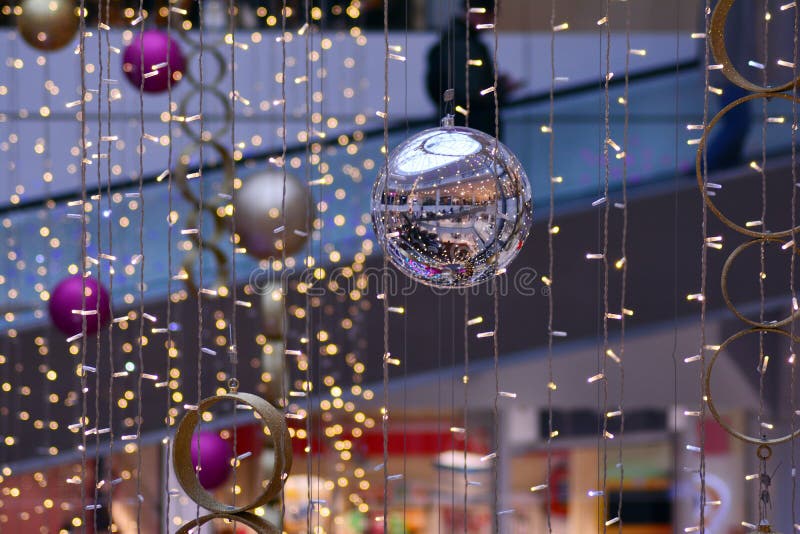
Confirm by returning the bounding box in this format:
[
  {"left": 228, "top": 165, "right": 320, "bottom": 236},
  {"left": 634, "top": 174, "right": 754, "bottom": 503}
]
[{"left": 371, "top": 124, "right": 532, "bottom": 288}]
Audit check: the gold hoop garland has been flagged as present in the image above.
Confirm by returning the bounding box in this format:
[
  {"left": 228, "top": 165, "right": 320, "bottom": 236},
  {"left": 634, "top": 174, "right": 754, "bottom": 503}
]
[
  {"left": 701, "top": 1, "right": 800, "bottom": 529},
  {"left": 721, "top": 237, "right": 800, "bottom": 328},
  {"left": 705, "top": 328, "right": 800, "bottom": 445},
  {"left": 696, "top": 93, "right": 800, "bottom": 239},
  {"left": 710, "top": 0, "right": 800, "bottom": 94},
  {"left": 172, "top": 388, "right": 293, "bottom": 532},
  {"left": 173, "top": 34, "right": 236, "bottom": 293}
]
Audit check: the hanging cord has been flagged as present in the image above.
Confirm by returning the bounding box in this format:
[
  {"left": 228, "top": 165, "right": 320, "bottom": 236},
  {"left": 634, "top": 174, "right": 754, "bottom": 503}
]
[
  {"left": 756, "top": 0, "right": 770, "bottom": 454},
  {"left": 462, "top": 3, "right": 471, "bottom": 530},
  {"left": 699, "top": 0, "right": 712, "bottom": 530},
  {"left": 403, "top": 1, "right": 410, "bottom": 530},
  {"left": 545, "top": 0, "right": 557, "bottom": 530},
  {"left": 491, "top": 0, "right": 502, "bottom": 531},
  {"left": 102, "top": 0, "right": 115, "bottom": 525},
  {"left": 278, "top": 0, "right": 289, "bottom": 527},
  {"left": 462, "top": 292, "right": 469, "bottom": 533},
  {"left": 670, "top": 0, "right": 681, "bottom": 526},
  {"left": 92, "top": 3, "right": 106, "bottom": 530},
  {"left": 228, "top": 0, "right": 240, "bottom": 523},
  {"left": 194, "top": 0, "right": 206, "bottom": 524},
  {"left": 382, "top": 0, "right": 390, "bottom": 530},
  {"left": 303, "top": 0, "right": 313, "bottom": 529},
  {"left": 790, "top": 0, "right": 799, "bottom": 527},
  {"left": 162, "top": 0, "right": 175, "bottom": 528},
  {"left": 465, "top": 0, "right": 470, "bottom": 127},
  {"left": 77, "top": 1, "right": 89, "bottom": 531},
  {"left": 616, "top": 2, "right": 631, "bottom": 531},
  {"left": 134, "top": 0, "right": 147, "bottom": 529},
  {"left": 600, "top": 0, "right": 612, "bottom": 531}
]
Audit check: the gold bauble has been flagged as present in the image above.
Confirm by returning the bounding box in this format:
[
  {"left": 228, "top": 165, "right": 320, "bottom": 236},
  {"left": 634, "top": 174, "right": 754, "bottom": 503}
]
[
  {"left": 234, "top": 170, "right": 313, "bottom": 259},
  {"left": 17, "top": 0, "right": 79, "bottom": 52}
]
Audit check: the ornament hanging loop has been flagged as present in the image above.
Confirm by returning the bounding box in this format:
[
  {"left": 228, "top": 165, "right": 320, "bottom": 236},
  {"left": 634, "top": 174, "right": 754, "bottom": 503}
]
[{"left": 228, "top": 377, "right": 239, "bottom": 394}]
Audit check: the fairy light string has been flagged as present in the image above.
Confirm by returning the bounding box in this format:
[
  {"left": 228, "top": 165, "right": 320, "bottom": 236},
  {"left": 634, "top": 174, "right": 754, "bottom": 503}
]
[
  {"left": 599, "top": 0, "right": 612, "bottom": 530},
  {"left": 698, "top": 0, "right": 712, "bottom": 529},
  {"left": 227, "top": 0, "right": 241, "bottom": 524},
  {"left": 92, "top": 3, "right": 106, "bottom": 529},
  {"left": 162, "top": 0, "right": 176, "bottom": 530},
  {"left": 194, "top": 0, "right": 206, "bottom": 524},
  {"left": 381, "top": 0, "right": 390, "bottom": 529},
  {"left": 101, "top": 0, "right": 115, "bottom": 526},
  {"left": 134, "top": 0, "right": 147, "bottom": 528},
  {"left": 77, "top": 0, "right": 89, "bottom": 530},
  {"left": 545, "top": 0, "right": 557, "bottom": 530},
  {"left": 790, "top": 0, "right": 799, "bottom": 527},
  {"left": 491, "top": 0, "right": 501, "bottom": 529},
  {"left": 303, "top": 0, "right": 314, "bottom": 529},
  {"left": 279, "top": 0, "right": 289, "bottom": 526},
  {"left": 757, "top": 0, "right": 770, "bottom": 453},
  {"left": 614, "top": 2, "right": 632, "bottom": 531}
]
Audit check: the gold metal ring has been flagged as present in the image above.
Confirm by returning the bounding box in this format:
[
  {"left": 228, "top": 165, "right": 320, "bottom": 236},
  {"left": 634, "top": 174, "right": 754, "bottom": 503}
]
[
  {"left": 757, "top": 444, "right": 773, "bottom": 460},
  {"left": 175, "top": 511, "right": 281, "bottom": 534},
  {"left": 706, "top": 327, "right": 800, "bottom": 445},
  {"left": 721, "top": 237, "right": 800, "bottom": 327},
  {"left": 711, "top": 0, "right": 800, "bottom": 93},
  {"left": 173, "top": 391, "right": 292, "bottom": 514},
  {"left": 696, "top": 92, "right": 800, "bottom": 238}
]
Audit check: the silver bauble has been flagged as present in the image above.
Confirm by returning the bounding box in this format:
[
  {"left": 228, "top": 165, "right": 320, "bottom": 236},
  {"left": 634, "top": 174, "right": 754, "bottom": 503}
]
[
  {"left": 17, "top": 0, "right": 79, "bottom": 51},
  {"left": 259, "top": 283, "right": 284, "bottom": 339},
  {"left": 235, "top": 170, "right": 313, "bottom": 259},
  {"left": 371, "top": 123, "right": 532, "bottom": 287}
]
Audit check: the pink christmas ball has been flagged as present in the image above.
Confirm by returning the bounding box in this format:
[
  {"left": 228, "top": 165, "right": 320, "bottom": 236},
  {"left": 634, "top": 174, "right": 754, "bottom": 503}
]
[
  {"left": 48, "top": 275, "right": 111, "bottom": 336},
  {"left": 190, "top": 431, "right": 233, "bottom": 490},
  {"left": 122, "top": 29, "right": 185, "bottom": 93}
]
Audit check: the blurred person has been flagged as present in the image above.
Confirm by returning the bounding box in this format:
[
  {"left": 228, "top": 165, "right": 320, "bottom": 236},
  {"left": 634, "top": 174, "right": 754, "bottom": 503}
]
[{"left": 425, "top": 0, "right": 521, "bottom": 138}]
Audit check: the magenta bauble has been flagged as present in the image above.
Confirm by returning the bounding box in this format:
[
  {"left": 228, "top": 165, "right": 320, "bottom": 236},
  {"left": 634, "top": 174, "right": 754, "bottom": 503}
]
[
  {"left": 122, "top": 29, "right": 185, "bottom": 93},
  {"left": 190, "top": 432, "right": 233, "bottom": 490},
  {"left": 48, "top": 275, "right": 111, "bottom": 336}
]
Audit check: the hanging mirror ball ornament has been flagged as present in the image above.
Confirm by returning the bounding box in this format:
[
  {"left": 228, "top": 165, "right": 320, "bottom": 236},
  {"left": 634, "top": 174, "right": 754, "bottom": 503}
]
[
  {"left": 17, "top": 0, "right": 79, "bottom": 52},
  {"left": 122, "top": 29, "right": 185, "bottom": 93},
  {"left": 371, "top": 118, "right": 532, "bottom": 287},
  {"left": 234, "top": 170, "right": 314, "bottom": 259}
]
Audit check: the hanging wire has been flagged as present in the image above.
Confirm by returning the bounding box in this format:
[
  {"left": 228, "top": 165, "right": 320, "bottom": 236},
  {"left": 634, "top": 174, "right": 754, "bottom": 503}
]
[
  {"left": 699, "top": 0, "right": 712, "bottom": 529},
  {"left": 465, "top": 0, "right": 470, "bottom": 127},
  {"left": 670, "top": 0, "right": 681, "bottom": 524},
  {"left": 77, "top": 0, "right": 89, "bottom": 531},
  {"left": 615, "top": 2, "right": 631, "bottom": 531},
  {"left": 491, "top": 0, "right": 502, "bottom": 530},
  {"left": 545, "top": 0, "right": 557, "bottom": 530},
  {"left": 790, "top": 0, "right": 799, "bottom": 528},
  {"left": 194, "top": 0, "right": 206, "bottom": 524},
  {"left": 162, "top": 0, "right": 175, "bottom": 529},
  {"left": 756, "top": 0, "right": 770, "bottom": 454},
  {"left": 382, "top": 0, "right": 391, "bottom": 530},
  {"left": 278, "top": 0, "right": 289, "bottom": 526},
  {"left": 92, "top": 3, "right": 106, "bottom": 530},
  {"left": 134, "top": 0, "right": 147, "bottom": 528},
  {"left": 462, "top": 3, "right": 471, "bottom": 530},
  {"left": 401, "top": 1, "right": 410, "bottom": 530},
  {"left": 600, "top": 0, "right": 612, "bottom": 530},
  {"left": 302, "top": 0, "right": 314, "bottom": 529},
  {"left": 102, "top": 0, "right": 115, "bottom": 525},
  {"left": 228, "top": 0, "right": 240, "bottom": 523}
]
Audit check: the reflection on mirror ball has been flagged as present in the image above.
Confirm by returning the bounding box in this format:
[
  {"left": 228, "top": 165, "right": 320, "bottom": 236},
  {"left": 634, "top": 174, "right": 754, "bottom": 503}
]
[{"left": 371, "top": 125, "right": 532, "bottom": 288}]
